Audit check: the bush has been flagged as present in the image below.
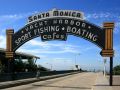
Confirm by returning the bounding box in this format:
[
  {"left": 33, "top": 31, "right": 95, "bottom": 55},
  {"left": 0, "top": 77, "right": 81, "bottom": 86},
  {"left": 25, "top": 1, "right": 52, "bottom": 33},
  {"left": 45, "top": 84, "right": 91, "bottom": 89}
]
[{"left": 113, "top": 65, "right": 120, "bottom": 75}]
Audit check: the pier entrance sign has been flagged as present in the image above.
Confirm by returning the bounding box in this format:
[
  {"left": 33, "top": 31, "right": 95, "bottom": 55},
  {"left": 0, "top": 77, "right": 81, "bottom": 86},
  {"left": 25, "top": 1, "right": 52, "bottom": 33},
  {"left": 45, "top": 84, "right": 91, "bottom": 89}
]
[
  {"left": 5, "top": 9, "right": 114, "bottom": 86},
  {"left": 13, "top": 17, "right": 105, "bottom": 51}
]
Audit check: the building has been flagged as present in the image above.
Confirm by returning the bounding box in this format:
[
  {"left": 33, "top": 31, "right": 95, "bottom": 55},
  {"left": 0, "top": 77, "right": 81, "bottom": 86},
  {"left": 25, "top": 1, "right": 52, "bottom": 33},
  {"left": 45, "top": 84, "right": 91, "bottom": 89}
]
[{"left": 0, "top": 48, "right": 40, "bottom": 73}]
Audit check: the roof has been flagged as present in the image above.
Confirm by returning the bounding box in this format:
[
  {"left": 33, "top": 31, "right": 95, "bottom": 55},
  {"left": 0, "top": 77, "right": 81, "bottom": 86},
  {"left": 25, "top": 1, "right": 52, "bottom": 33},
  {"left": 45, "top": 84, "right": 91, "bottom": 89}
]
[{"left": 0, "top": 48, "right": 40, "bottom": 59}]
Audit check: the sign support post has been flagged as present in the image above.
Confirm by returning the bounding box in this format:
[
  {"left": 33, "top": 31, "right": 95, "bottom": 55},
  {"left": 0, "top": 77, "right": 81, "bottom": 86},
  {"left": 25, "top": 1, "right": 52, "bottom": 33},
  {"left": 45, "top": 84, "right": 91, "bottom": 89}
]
[
  {"left": 101, "top": 22, "right": 114, "bottom": 86},
  {"left": 110, "top": 57, "right": 113, "bottom": 86},
  {"left": 6, "top": 29, "right": 14, "bottom": 78}
]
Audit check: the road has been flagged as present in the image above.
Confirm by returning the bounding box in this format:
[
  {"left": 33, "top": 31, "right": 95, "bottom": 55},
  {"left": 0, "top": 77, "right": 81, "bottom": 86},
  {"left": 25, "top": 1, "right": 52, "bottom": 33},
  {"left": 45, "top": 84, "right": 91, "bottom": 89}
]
[{"left": 2, "top": 72, "right": 97, "bottom": 90}]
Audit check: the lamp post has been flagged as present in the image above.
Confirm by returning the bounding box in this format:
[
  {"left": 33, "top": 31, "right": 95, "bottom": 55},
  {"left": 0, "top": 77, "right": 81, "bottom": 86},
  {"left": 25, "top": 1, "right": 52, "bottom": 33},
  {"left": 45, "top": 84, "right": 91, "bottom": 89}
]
[
  {"left": 103, "top": 57, "right": 107, "bottom": 77},
  {"left": 46, "top": 63, "right": 52, "bottom": 71},
  {"left": 75, "top": 53, "right": 80, "bottom": 70}
]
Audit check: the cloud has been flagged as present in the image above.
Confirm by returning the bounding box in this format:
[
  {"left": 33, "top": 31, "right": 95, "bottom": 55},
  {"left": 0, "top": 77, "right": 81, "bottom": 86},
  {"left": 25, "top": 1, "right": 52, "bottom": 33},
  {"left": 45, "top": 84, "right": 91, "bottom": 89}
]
[
  {"left": 53, "top": 57, "right": 72, "bottom": 61},
  {"left": 28, "top": 40, "right": 51, "bottom": 49},
  {"left": 0, "top": 14, "right": 24, "bottom": 20},
  {"left": 28, "top": 40, "right": 80, "bottom": 49},
  {"left": 16, "top": 39, "right": 80, "bottom": 54},
  {"left": 116, "top": 22, "right": 120, "bottom": 27},
  {"left": 0, "top": 14, "right": 26, "bottom": 25},
  {"left": 26, "top": 39, "right": 81, "bottom": 51},
  {"left": 0, "top": 28, "right": 6, "bottom": 35},
  {"left": 17, "top": 39, "right": 98, "bottom": 56},
  {"left": 18, "top": 48, "right": 78, "bottom": 54},
  {"left": 85, "top": 12, "right": 109, "bottom": 19},
  {"left": 0, "top": 11, "right": 37, "bottom": 22},
  {"left": 0, "top": 11, "right": 38, "bottom": 29},
  {"left": 114, "top": 45, "right": 120, "bottom": 57},
  {"left": 85, "top": 12, "right": 118, "bottom": 20},
  {"left": 42, "top": 57, "right": 75, "bottom": 70},
  {"left": 114, "top": 22, "right": 120, "bottom": 34},
  {"left": 85, "top": 12, "right": 120, "bottom": 34},
  {"left": 0, "top": 35, "right": 6, "bottom": 48}
]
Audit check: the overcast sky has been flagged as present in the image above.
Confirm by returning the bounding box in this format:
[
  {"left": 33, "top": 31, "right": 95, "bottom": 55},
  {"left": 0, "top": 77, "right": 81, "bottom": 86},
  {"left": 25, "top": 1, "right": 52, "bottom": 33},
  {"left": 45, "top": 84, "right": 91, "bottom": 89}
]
[{"left": 0, "top": 0, "right": 120, "bottom": 71}]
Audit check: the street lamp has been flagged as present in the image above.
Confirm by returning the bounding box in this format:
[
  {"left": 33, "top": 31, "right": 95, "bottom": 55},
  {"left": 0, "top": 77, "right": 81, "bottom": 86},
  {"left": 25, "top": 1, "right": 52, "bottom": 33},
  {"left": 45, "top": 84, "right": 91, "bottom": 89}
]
[
  {"left": 46, "top": 63, "right": 52, "bottom": 71},
  {"left": 75, "top": 53, "right": 80, "bottom": 70},
  {"left": 103, "top": 57, "right": 107, "bottom": 77}
]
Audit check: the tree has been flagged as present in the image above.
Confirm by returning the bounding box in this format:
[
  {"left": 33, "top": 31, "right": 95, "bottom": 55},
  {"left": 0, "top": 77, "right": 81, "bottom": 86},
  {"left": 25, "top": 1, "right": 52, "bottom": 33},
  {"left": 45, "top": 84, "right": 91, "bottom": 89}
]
[
  {"left": 14, "top": 58, "right": 49, "bottom": 72},
  {"left": 26, "top": 58, "right": 37, "bottom": 72},
  {"left": 0, "top": 62, "right": 2, "bottom": 73},
  {"left": 14, "top": 59, "right": 25, "bottom": 72},
  {"left": 113, "top": 65, "right": 120, "bottom": 75}
]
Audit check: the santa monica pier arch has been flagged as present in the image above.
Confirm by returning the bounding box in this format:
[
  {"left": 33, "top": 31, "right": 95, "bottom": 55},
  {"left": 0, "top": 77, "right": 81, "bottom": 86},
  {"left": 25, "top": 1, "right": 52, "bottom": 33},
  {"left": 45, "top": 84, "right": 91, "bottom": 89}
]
[{"left": 5, "top": 9, "right": 114, "bottom": 86}]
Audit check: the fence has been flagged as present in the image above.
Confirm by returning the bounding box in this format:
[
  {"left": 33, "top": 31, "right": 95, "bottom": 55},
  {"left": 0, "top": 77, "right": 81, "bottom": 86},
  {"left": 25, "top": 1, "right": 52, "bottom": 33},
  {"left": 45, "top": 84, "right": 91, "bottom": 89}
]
[{"left": 0, "top": 70, "right": 78, "bottom": 82}]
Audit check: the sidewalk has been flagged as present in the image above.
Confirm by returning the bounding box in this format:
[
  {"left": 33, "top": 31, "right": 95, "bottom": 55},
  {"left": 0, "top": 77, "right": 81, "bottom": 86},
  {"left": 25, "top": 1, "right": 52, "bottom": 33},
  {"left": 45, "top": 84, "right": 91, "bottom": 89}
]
[
  {"left": 0, "top": 72, "right": 78, "bottom": 89},
  {"left": 92, "top": 72, "right": 115, "bottom": 90}
]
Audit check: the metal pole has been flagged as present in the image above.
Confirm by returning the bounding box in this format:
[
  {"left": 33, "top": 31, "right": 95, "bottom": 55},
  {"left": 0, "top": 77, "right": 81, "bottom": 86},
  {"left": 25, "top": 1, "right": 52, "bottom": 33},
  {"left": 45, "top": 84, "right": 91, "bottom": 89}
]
[
  {"left": 75, "top": 54, "right": 77, "bottom": 68},
  {"left": 46, "top": 63, "right": 52, "bottom": 71},
  {"left": 7, "top": 57, "right": 15, "bottom": 80},
  {"left": 75, "top": 53, "right": 80, "bottom": 70},
  {"left": 49, "top": 63, "right": 52, "bottom": 71},
  {"left": 104, "top": 63, "right": 106, "bottom": 76},
  {"left": 103, "top": 58, "right": 106, "bottom": 77},
  {"left": 8, "top": 59, "right": 11, "bottom": 73},
  {"left": 110, "top": 57, "right": 113, "bottom": 86}
]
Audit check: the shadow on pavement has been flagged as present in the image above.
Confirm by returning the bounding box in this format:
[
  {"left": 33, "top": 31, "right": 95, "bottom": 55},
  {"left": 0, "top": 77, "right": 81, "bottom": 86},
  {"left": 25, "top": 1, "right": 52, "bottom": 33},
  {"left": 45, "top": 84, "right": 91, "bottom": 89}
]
[
  {"left": 112, "top": 85, "right": 120, "bottom": 86},
  {"left": 94, "top": 85, "right": 109, "bottom": 86},
  {"left": 94, "top": 84, "right": 120, "bottom": 86},
  {"left": 33, "top": 84, "right": 91, "bottom": 89}
]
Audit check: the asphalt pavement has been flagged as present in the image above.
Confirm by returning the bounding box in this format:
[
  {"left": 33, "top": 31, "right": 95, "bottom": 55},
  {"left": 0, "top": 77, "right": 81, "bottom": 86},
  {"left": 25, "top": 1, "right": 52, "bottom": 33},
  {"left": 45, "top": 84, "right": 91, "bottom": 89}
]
[
  {"left": 1, "top": 72, "right": 97, "bottom": 90},
  {"left": 1, "top": 72, "right": 120, "bottom": 90}
]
